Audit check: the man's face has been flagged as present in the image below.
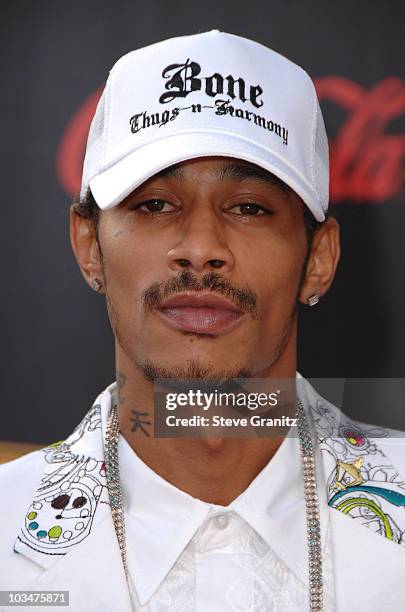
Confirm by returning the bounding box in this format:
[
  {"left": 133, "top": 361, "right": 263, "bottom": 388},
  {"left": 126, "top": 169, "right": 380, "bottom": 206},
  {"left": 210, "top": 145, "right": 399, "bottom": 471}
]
[{"left": 95, "top": 157, "right": 310, "bottom": 381}]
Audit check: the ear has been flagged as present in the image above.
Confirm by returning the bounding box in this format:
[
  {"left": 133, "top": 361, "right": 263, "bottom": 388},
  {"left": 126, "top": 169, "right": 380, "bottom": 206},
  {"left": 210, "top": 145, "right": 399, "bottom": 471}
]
[
  {"left": 298, "top": 216, "right": 340, "bottom": 305},
  {"left": 69, "top": 205, "right": 105, "bottom": 294}
]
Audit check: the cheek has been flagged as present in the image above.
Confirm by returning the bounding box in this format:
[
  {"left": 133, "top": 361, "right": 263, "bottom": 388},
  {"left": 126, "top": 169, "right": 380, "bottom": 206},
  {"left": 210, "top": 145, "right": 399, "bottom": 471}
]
[
  {"left": 238, "top": 229, "right": 306, "bottom": 301},
  {"left": 100, "top": 227, "right": 160, "bottom": 312}
]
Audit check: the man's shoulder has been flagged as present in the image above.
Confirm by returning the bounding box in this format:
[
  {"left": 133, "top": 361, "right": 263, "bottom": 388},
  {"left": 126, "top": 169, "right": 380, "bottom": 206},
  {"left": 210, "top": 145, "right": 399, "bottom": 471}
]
[
  {"left": 0, "top": 447, "right": 45, "bottom": 476},
  {"left": 301, "top": 376, "right": 405, "bottom": 472},
  {"left": 0, "top": 450, "right": 47, "bottom": 571},
  {"left": 0, "top": 448, "right": 49, "bottom": 533},
  {"left": 340, "top": 411, "right": 405, "bottom": 446},
  {"left": 366, "top": 428, "right": 405, "bottom": 473},
  {"left": 329, "top": 403, "right": 405, "bottom": 462},
  {"left": 0, "top": 449, "right": 45, "bottom": 508}
]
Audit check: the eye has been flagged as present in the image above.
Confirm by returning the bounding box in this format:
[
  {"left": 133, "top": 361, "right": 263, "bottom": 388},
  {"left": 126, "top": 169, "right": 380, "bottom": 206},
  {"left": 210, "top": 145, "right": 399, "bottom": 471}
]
[
  {"left": 229, "top": 202, "right": 272, "bottom": 216},
  {"left": 131, "top": 199, "right": 176, "bottom": 214}
]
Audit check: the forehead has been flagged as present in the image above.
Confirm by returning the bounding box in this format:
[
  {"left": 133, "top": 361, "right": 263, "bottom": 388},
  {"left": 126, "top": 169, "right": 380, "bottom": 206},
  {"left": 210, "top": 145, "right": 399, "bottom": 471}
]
[{"left": 145, "top": 157, "right": 291, "bottom": 194}]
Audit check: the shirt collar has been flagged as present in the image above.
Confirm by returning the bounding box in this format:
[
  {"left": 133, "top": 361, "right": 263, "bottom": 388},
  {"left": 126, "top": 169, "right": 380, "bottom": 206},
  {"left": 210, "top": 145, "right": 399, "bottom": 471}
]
[
  {"left": 118, "top": 435, "right": 211, "bottom": 603},
  {"left": 113, "top": 383, "right": 329, "bottom": 605}
]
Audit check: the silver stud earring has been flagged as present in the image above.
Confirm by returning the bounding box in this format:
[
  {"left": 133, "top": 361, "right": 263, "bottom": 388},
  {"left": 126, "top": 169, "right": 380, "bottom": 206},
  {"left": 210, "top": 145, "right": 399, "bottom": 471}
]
[
  {"left": 307, "top": 294, "right": 320, "bottom": 306},
  {"left": 91, "top": 278, "right": 102, "bottom": 293}
]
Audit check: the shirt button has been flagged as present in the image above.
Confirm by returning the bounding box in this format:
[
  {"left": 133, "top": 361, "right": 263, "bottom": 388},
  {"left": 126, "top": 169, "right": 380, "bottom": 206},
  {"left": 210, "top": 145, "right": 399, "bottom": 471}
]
[{"left": 214, "top": 514, "right": 230, "bottom": 529}]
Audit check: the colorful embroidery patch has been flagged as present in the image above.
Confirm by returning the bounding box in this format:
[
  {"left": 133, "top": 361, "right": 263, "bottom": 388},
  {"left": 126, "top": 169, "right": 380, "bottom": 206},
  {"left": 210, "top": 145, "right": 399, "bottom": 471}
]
[
  {"left": 311, "top": 399, "right": 405, "bottom": 546},
  {"left": 17, "top": 404, "right": 109, "bottom": 557}
]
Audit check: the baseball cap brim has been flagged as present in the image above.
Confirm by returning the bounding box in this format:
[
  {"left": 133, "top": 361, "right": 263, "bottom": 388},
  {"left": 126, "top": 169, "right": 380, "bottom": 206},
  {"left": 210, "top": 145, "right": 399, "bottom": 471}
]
[{"left": 89, "top": 130, "right": 326, "bottom": 222}]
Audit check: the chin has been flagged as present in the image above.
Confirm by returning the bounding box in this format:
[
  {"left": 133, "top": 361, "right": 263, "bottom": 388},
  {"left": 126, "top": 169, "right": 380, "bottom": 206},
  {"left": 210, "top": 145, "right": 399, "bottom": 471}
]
[{"left": 138, "top": 357, "right": 254, "bottom": 385}]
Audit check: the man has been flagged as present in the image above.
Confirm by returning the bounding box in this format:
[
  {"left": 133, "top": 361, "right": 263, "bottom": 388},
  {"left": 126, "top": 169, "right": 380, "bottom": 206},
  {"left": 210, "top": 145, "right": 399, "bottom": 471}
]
[{"left": 1, "top": 30, "right": 404, "bottom": 612}]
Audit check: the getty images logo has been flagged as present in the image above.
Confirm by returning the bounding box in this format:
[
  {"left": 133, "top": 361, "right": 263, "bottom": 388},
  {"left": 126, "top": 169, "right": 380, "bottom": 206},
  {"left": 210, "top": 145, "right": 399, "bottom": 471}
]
[{"left": 158, "top": 59, "right": 264, "bottom": 107}]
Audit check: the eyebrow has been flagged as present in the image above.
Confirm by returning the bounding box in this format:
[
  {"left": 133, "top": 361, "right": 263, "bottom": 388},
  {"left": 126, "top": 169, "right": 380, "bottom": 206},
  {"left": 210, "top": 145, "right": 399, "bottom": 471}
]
[
  {"left": 217, "top": 163, "right": 289, "bottom": 193},
  {"left": 153, "top": 165, "right": 185, "bottom": 180},
  {"left": 153, "top": 161, "right": 290, "bottom": 194}
]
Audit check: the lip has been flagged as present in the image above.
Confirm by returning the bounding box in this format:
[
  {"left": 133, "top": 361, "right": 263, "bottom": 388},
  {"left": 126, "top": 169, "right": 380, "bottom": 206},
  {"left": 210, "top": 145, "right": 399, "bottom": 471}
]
[{"left": 156, "top": 292, "right": 245, "bottom": 335}]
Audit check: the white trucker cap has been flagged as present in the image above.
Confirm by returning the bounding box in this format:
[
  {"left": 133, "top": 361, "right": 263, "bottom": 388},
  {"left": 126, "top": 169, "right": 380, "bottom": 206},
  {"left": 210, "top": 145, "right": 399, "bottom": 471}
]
[{"left": 81, "top": 30, "right": 329, "bottom": 221}]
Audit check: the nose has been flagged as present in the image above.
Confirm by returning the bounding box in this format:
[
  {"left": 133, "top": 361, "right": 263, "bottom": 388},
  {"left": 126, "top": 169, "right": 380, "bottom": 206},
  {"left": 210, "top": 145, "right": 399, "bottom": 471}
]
[{"left": 167, "top": 206, "right": 235, "bottom": 274}]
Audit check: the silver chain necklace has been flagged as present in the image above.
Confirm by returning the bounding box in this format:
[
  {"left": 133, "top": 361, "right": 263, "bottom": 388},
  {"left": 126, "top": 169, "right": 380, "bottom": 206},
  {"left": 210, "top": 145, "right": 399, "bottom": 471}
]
[{"left": 104, "top": 400, "right": 323, "bottom": 611}]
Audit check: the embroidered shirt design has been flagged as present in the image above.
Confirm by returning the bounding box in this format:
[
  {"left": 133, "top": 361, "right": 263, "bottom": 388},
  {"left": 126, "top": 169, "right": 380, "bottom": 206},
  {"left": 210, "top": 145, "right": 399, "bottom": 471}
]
[
  {"left": 13, "top": 385, "right": 405, "bottom": 568},
  {"left": 15, "top": 404, "right": 109, "bottom": 562},
  {"left": 312, "top": 398, "right": 405, "bottom": 546}
]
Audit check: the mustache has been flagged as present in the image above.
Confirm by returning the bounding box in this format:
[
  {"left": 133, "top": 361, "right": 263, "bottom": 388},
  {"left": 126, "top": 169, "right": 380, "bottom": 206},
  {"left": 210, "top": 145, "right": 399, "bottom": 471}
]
[{"left": 143, "top": 270, "right": 257, "bottom": 315}]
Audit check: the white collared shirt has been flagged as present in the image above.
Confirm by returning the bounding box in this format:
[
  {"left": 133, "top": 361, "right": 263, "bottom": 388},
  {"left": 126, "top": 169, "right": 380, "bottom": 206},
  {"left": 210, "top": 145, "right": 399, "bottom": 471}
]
[
  {"left": 103, "top": 409, "right": 335, "bottom": 611},
  {"left": 2, "top": 376, "right": 405, "bottom": 611}
]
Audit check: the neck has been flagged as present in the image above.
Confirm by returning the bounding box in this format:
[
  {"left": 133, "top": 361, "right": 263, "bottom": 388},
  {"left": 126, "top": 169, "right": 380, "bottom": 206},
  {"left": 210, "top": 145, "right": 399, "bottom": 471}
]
[{"left": 115, "top": 337, "right": 297, "bottom": 506}]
